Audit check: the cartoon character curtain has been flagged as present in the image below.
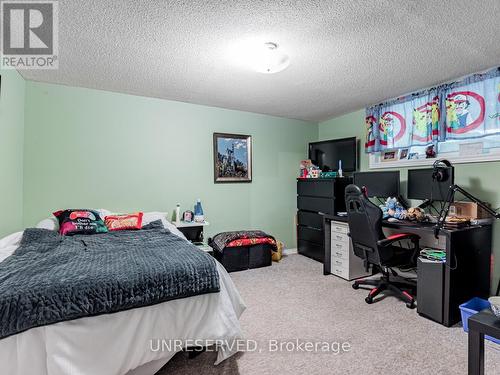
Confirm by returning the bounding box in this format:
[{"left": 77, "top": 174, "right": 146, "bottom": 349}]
[
  {"left": 365, "top": 67, "right": 500, "bottom": 153},
  {"left": 444, "top": 69, "right": 500, "bottom": 140},
  {"left": 365, "top": 90, "right": 440, "bottom": 152}
]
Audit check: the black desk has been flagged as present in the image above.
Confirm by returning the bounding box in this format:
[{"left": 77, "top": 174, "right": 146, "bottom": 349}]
[
  {"left": 468, "top": 309, "right": 500, "bottom": 375},
  {"left": 324, "top": 215, "right": 493, "bottom": 327}
]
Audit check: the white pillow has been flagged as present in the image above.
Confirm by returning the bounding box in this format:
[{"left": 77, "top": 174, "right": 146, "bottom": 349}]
[
  {"left": 36, "top": 217, "right": 59, "bottom": 231},
  {"left": 142, "top": 212, "right": 187, "bottom": 240},
  {"left": 95, "top": 208, "right": 112, "bottom": 219},
  {"left": 141, "top": 211, "right": 169, "bottom": 227}
]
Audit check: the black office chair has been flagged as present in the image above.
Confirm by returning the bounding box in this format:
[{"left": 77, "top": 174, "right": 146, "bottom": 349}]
[{"left": 345, "top": 184, "right": 420, "bottom": 308}]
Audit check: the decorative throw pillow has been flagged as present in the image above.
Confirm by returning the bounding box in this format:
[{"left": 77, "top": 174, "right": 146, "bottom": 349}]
[
  {"left": 104, "top": 212, "right": 144, "bottom": 231},
  {"left": 53, "top": 209, "right": 108, "bottom": 236}
]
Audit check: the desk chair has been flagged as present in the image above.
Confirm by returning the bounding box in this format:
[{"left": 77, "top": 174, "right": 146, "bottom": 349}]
[{"left": 345, "top": 184, "right": 420, "bottom": 308}]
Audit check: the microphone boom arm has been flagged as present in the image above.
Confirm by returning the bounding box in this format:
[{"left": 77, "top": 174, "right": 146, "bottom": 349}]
[{"left": 434, "top": 184, "right": 500, "bottom": 238}]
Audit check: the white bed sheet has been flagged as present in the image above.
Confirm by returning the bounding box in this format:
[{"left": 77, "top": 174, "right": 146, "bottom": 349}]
[{"left": 0, "top": 230, "right": 245, "bottom": 375}]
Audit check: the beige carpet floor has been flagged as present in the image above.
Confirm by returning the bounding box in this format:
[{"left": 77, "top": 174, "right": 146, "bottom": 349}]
[{"left": 158, "top": 254, "right": 500, "bottom": 374}]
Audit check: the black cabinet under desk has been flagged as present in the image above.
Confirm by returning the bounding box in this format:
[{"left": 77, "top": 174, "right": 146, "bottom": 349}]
[
  {"left": 296, "top": 178, "right": 352, "bottom": 263},
  {"left": 383, "top": 220, "right": 492, "bottom": 327},
  {"left": 323, "top": 214, "right": 493, "bottom": 327}
]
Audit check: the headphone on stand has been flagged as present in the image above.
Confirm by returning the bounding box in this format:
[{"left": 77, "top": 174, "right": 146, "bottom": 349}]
[{"left": 432, "top": 159, "right": 452, "bottom": 182}]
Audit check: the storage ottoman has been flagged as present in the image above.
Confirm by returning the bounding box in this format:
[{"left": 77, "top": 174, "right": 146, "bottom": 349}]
[
  {"left": 208, "top": 231, "right": 275, "bottom": 272},
  {"left": 212, "top": 243, "right": 273, "bottom": 272}
]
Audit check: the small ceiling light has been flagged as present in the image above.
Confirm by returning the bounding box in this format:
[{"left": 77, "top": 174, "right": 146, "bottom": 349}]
[{"left": 253, "top": 42, "right": 290, "bottom": 74}]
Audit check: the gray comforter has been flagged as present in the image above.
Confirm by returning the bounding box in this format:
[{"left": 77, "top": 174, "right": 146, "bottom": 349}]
[{"left": 0, "top": 221, "right": 220, "bottom": 339}]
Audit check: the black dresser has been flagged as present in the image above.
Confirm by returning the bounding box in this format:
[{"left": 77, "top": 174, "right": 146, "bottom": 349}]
[{"left": 296, "top": 177, "right": 352, "bottom": 262}]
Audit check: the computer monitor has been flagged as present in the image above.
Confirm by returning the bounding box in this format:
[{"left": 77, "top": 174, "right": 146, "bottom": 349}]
[
  {"left": 353, "top": 171, "right": 400, "bottom": 198},
  {"left": 407, "top": 167, "right": 454, "bottom": 201}
]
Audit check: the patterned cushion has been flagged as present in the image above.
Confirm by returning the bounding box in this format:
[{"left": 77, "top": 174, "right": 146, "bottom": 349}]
[
  {"left": 53, "top": 209, "right": 108, "bottom": 236},
  {"left": 105, "top": 212, "right": 143, "bottom": 231}
]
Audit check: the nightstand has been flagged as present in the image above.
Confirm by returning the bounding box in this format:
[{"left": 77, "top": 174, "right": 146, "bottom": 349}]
[{"left": 174, "top": 221, "right": 210, "bottom": 244}]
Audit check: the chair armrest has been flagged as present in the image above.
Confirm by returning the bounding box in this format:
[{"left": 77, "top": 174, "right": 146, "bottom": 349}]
[{"left": 377, "top": 233, "right": 420, "bottom": 247}]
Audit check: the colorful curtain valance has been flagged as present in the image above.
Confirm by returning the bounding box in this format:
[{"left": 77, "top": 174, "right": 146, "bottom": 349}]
[{"left": 365, "top": 67, "right": 500, "bottom": 153}]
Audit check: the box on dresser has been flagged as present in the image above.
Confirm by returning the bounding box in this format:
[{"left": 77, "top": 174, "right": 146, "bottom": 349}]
[{"left": 296, "top": 177, "right": 352, "bottom": 263}]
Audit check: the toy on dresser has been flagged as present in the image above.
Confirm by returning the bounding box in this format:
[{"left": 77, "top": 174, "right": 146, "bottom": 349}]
[{"left": 299, "top": 160, "right": 321, "bottom": 179}]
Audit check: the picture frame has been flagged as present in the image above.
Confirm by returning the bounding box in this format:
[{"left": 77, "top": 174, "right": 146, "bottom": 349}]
[
  {"left": 381, "top": 149, "right": 398, "bottom": 162},
  {"left": 213, "top": 133, "right": 252, "bottom": 183},
  {"left": 399, "top": 148, "right": 409, "bottom": 160}
]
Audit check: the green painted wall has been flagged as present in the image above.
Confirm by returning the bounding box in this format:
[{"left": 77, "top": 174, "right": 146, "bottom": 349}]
[
  {"left": 0, "top": 70, "right": 25, "bottom": 237},
  {"left": 319, "top": 109, "right": 500, "bottom": 291},
  {"left": 23, "top": 81, "right": 316, "bottom": 247}
]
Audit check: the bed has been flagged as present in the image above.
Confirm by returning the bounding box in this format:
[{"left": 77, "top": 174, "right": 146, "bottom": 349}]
[{"left": 0, "top": 211, "right": 246, "bottom": 375}]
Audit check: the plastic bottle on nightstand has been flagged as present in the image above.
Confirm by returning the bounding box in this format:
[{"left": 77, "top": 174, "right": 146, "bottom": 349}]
[
  {"left": 194, "top": 199, "right": 204, "bottom": 223},
  {"left": 175, "top": 204, "right": 181, "bottom": 225}
]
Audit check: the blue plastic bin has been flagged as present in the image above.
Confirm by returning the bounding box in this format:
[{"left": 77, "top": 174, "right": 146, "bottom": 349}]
[{"left": 459, "top": 297, "right": 500, "bottom": 345}]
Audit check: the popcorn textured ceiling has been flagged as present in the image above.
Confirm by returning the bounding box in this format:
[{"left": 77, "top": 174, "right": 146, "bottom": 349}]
[{"left": 21, "top": 0, "right": 500, "bottom": 122}]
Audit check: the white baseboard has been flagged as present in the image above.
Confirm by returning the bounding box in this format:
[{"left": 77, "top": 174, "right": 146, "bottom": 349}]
[{"left": 283, "top": 247, "right": 298, "bottom": 255}]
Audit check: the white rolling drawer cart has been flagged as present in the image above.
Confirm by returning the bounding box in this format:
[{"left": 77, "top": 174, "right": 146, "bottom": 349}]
[{"left": 327, "top": 220, "right": 370, "bottom": 280}]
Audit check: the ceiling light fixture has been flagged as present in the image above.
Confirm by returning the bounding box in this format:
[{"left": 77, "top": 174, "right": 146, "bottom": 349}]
[{"left": 253, "top": 42, "right": 290, "bottom": 74}]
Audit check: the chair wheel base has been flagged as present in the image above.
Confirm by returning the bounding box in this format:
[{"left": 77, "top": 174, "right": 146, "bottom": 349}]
[
  {"left": 406, "top": 301, "right": 416, "bottom": 309},
  {"left": 352, "top": 283, "right": 359, "bottom": 290},
  {"left": 365, "top": 296, "right": 373, "bottom": 304}
]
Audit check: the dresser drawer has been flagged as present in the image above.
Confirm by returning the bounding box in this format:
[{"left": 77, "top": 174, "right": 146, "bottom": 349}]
[
  {"left": 330, "top": 256, "right": 348, "bottom": 269},
  {"left": 297, "top": 211, "right": 323, "bottom": 230},
  {"left": 298, "top": 240, "right": 324, "bottom": 263},
  {"left": 331, "top": 230, "right": 349, "bottom": 245},
  {"left": 331, "top": 265, "right": 349, "bottom": 280},
  {"left": 297, "top": 226, "right": 323, "bottom": 244},
  {"left": 297, "top": 196, "right": 335, "bottom": 214},
  {"left": 331, "top": 222, "right": 348, "bottom": 235},
  {"left": 297, "top": 180, "right": 335, "bottom": 198},
  {"left": 330, "top": 241, "right": 349, "bottom": 260}
]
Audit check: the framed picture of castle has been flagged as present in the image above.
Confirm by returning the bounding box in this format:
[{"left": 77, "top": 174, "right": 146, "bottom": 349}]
[{"left": 213, "top": 133, "right": 252, "bottom": 183}]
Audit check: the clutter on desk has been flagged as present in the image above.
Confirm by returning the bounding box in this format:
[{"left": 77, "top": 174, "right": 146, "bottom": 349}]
[
  {"left": 379, "top": 197, "right": 406, "bottom": 219},
  {"left": 379, "top": 198, "right": 436, "bottom": 223},
  {"left": 470, "top": 218, "right": 495, "bottom": 226},
  {"left": 449, "top": 201, "right": 492, "bottom": 220},
  {"left": 443, "top": 216, "right": 470, "bottom": 229},
  {"left": 406, "top": 207, "right": 426, "bottom": 222}
]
